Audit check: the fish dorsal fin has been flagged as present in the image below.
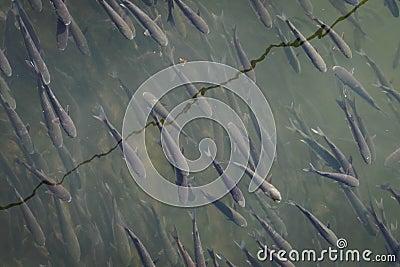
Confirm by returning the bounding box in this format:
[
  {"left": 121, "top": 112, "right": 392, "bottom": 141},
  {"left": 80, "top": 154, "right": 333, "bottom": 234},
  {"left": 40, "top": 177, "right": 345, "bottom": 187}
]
[
  {"left": 153, "top": 15, "right": 162, "bottom": 28},
  {"left": 26, "top": 123, "right": 30, "bottom": 132},
  {"left": 144, "top": 29, "right": 150, "bottom": 37}
]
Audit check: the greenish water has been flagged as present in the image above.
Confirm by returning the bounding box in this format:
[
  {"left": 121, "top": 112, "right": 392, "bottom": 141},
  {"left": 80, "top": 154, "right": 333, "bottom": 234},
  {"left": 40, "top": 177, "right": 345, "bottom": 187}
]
[{"left": 0, "top": 0, "right": 399, "bottom": 266}]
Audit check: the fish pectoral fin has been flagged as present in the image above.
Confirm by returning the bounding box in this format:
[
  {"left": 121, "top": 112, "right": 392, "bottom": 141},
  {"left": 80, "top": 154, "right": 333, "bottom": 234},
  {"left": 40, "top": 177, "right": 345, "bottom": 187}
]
[
  {"left": 153, "top": 14, "right": 162, "bottom": 28},
  {"left": 25, "top": 123, "right": 31, "bottom": 132},
  {"left": 144, "top": 29, "right": 151, "bottom": 37}
]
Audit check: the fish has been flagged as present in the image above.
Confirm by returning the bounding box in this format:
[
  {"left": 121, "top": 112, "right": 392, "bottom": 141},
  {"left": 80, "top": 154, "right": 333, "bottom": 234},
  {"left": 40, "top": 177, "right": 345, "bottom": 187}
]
[
  {"left": 49, "top": 0, "right": 71, "bottom": 25},
  {"left": 234, "top": 240, "right": 262, "bottom": 267},
  {"left": 288, "top": 200, "right": 338, "bottom": 246},
  {"left": 251, "top": 210, "right": 293, "bottom": 252},
  {"left": 69, "top": 16, "right": 90, "bottom": 55},
  {"left": 276, "top": 24, "right": 301, "bottom": 73},
  {"left": 54, "top": 198, "right": 81, "bottom": 262},
  {"left": 56, "top": 17, "right": 69, "bottom": 50},
  {"left": 336, "top": 99, "right": 371, "bottom": 164},
  {"left": 303, "top": 163, "right": 359, "bottom": 187},
  {"left": 14, "top": 9, "right": 50, "bottom": 85},
  {"left": 333, "top": 66, "right": 383, "bottom": 112},
  {"left": 232, "top": 162, "right": 281, "bottom": 202},
  {"left": 216, "top": 253, "right": 237, "bottom": 267},
  {"left": 384, "top": 146, "right": 400, "bottom": 167},
  {"left": 43, "top": 82, "right": 77, "bottom": 138},
  {"left": 56, "top": 145, "right": 82, "bottom": 190},
  {"left": 123, "top": 223, "right": 157, "bottom": 267},
  {"left": 249, "top": 0, "right": 272, "bottom": 28},
  {"left": 0, "top": 76, "right": 16, "bottom": 109},
  {"left": 148, "top": 206, "right": 179, "bottom": 266},
  {"left": 175, "top": 147, "right": 190, "bottom": 204},
  {"left": 378, "top": 184, "right": 400, "bottom": 206},
  {"left": 121, "top": 0, "right": 168, "bottom": 46},
  {"left": 232, "top": 26, "right": 256, "bottom": 82},
  {"left": 205, "top": 149, "right": 245, "bottom": 207},
  {"left": 166, "top": 0, "right": 175, "bottom": 26},
  {"left": 0, "top": 93, "right": 34, "bottom": 154},
  {"left": 207, "top": 249, "right": 220, "bottom": 267},
  {"left": 393, "top": 39, "right": 400, "bottom": 69},
  {"left": 13, "top": 0, "right": 43, "bottom": 54},
  {"left": 171, "top": 226, "right": 196, "bottom": 267},
  {"left": 288, "top": 119, "right": 341, "bottom": 171},
  {"left": 297, "top": 0, "right": 313, "bottom": 15},
  {"left": 98, "top": 0, "right": 134, "bottom": 40},
  {"left": 277, "top": 13, "right": 327, "bottom": 72},
  {"left": 16, "top": 159, "right": 72, "bottom": 202},
  {"left": 311, "top": 127, "right": 357, "bottom": 177},
  {"left": 189, "top": 211, "right": 206, "bottom": 267},
  {"left": 37, "top": 76, "right": 63, "bottom": 148},
  {"left": 201, "top": 190, "right": 247, "bottom": 227},
  {"left": 347, "top": 97, "right": 376, "bottom": 163},
  {"left": 93, "top": 105, "right": 146, "bottom": 179},
  {"left": 13, "top": 186, "right": 46, "bottom": 247},
  {"left": 107, "top": 0, "right": 136, "bottom": 36},
  {"left": 368, "top": 202, "right": 400, "bottom": 261},
  {"left": 309, "top": 15, "right": 352, "bottom": 58},
  {"left": 174, "top": 0, "right": 210, "bottom": 34},
  {"left": 384, "top": 0, "right": 399, "bottom": 17},
  {"left": 344, "top": 0, "right": 359, "bottom": 6},
  {"left": 27, "top": 0, "right": 43, "bottom": 12},
  {"left": 340, "top": 185, "right": 377, "bottom": 236},
  {"left": 328, "top": 0, "right": 366, "bottom": 36},
  {"left": 0, "top": 48, "right": 12, "bottom": 77},
  {"left": 227, "top": 122, "right": 255, "bottom": 169}
]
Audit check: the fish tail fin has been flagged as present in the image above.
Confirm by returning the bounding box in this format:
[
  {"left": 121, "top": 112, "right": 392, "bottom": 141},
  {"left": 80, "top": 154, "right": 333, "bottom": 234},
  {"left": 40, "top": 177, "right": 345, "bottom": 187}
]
[
  {"left": 276, "top": 12, "right": 287, "bottom": 22},
  {"left": 93, "top": 105, "right": 107, "bottom": 122},
  {"left": 374, "top": 197, "right": 384, "bottom": 210},
  {"left": 302, "top": 163, "right": 316, "bottom": 173},
  {"left": 188, "top": 209, "right": 196, "bottom": 221}
]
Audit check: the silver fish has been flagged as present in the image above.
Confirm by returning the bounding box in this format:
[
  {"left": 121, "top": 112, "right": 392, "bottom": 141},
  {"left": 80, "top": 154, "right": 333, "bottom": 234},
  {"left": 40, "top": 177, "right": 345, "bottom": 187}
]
[
  {"left": 249, "top": 0, "right": 272, "bottom": 28},
  {"left": 0, "top": 93, "right": 34, "bottom": 154},
  {"left": 189, "top": 211, "right": 206, "bottom": 267},
  {"left": 43, "top": 82, "right": 77, "bottom": 138},
  {"left": 205, "top": 149, "right": 245, "bottom": 207},
  {"left": 333, "top": 65, "right": 383, "bottom": 112},
  {"left": 121, "top": 0, "right": 168, "bottom": 46},
  {"left": 297, "top": 0, "right": 313, "bottom": 14},
  {"left": 277, "top": 13, "right": 327, "bottom": 72},
  {"left": 288, "top": 200, "right": 338, "bottom": 246},
  {"left": 0, "top": 48, "right": 12, "bottom": 77},
  {"left": 14, "top": 11, "right": 50, "bottom": 84},
  {"left": 303, "top": 163, "right": 359, "bottom": 187},
  {"left": 384, "top": 146, "right": 400, "bottom": 167},
  {"left": 174, "top": 0, "right": 210, "bottom": 34},
  {"left": 378, "top": 183, "right": 400, "bottom": 206},
  {"left": 93, "top": 105, "right": 146, "bottom": 179},
  {"left": 276, "top": 24, "right": 301, "bottom": 73},
  {"left": 232, "top": 26, "right": 256, "bottom": 82},
  {"left": 336, "top": 99, "right": 371, "bottom": 164},
  {"left": 171, "top": 226, "right": 196, "bottom": 267},
  {"left": 49, "top": 0, "right": 71, "bottom": 25},
  {"left": 16, "top": 159, "right": 72, "bottom": 202},
  {"left": 69, "top": 16, "right": 90, "bottom": 55},
  {"left": 54, "top": 198, "right": 81, "bottom": 262},
  {"left": 111, "top": 198, "right": 132, "bottom": 266},
  {"left": 37, "top": 77, "right": 63, "bottom": 148},
  {"left": 310, "top": 15, "right": 352, "bottom": 58},
  {"left": 123, "top": 224, "right": 156, "bottom": 267},
  {"left": 201, "top": 190, "right": 247, "bottom": 227},
  {"left": 14, "top": 187, "right": 46, "bottom": 247},
  {"left": 233, "top": 162, "right": 281, "bottom": 203},
  {"left": 108, "top": 0, "right": 136, "bottom": 36},
  {"left": 251, "top": 211, "right": 293, "bottom": 252},
  {"left": 98, "top": 0, "right": 134, "bottom": 40},
  {"left": 347, "top": 97, "right": 376, "bottom": 163},
  {"left": 0, "top": 76, "right": 16, "bottom": 109}
]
